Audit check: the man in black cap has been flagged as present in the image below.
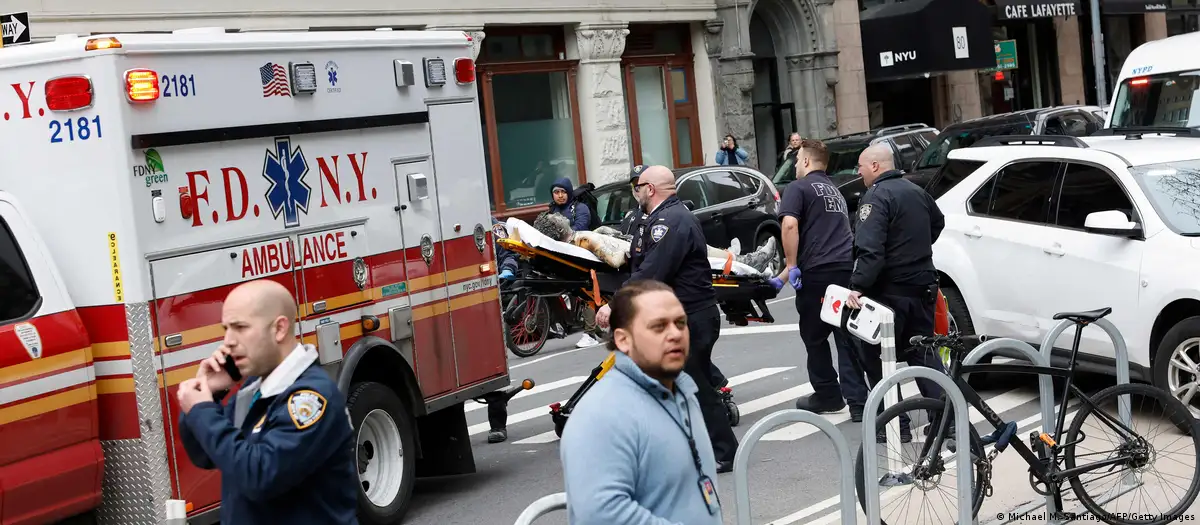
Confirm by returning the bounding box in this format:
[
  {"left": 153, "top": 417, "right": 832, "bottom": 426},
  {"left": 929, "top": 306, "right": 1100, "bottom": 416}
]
[{"left": 619, "top": 164, "right": 729, "bottom": 390}]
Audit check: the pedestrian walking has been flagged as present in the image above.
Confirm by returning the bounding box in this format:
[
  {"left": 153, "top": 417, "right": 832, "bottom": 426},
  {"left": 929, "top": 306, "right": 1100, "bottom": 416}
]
[
  {"left": 561, "top": 280, "right": 723, "bottom": 524},
  {"left": 597, "top": 165, "right": 738, "bottom": 472},
  {"left": 548, "top": 177, "right": 594, "bottom": 232},
  {"left": 773, "top": 138, "right": 870, "bottom": 422},
  {"left": 847, "top": 144, "right": 948, "bottom": 412},
  {"left": 176, "top": 279, "right": 358, "bottom": 525}
]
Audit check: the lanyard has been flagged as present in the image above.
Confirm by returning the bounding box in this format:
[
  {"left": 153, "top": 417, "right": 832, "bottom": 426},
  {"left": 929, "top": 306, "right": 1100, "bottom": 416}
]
[{"left": 649, "top": 387, "right": 705, "bottom": 476}]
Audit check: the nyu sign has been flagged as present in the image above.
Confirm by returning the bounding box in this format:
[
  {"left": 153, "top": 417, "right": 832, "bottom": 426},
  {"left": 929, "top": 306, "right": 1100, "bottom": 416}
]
[{"left": 879, "top": 50, "right": 918, "bottom": 68}]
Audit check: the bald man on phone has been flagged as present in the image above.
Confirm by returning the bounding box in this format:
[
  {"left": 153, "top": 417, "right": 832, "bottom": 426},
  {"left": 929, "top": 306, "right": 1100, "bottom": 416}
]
[{"left": 176, "top": 279, "right": 359, "bottom": 525}]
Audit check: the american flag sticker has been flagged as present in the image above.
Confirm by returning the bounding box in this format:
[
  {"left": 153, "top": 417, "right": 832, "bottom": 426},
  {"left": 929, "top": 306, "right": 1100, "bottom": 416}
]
[{"left": 260, "top": 62, "right": 291, "bottom": 98}]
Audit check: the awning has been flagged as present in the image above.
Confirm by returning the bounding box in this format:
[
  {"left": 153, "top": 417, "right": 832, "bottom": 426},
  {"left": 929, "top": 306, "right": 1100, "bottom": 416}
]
[
  {"left": 1101, "top": 0, "right": 1196, "bottom": 14},
  {"left": 860, "top": 0, "right": 997, "bottom": 83}
]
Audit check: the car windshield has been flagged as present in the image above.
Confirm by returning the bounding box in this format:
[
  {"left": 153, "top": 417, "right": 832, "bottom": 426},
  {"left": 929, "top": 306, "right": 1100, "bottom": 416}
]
[
  {"left": 1110, "top": 70, "right": 1200, "bottom": 128},
  {"left": 827, "top": 142, "right": 869, "bottom": 178},
  {"left": 1130, "top": 159, "right": 1200, "bottom": 236},
  {"left": 915, "top": 121, "right": 1034, "bottom": 170}
]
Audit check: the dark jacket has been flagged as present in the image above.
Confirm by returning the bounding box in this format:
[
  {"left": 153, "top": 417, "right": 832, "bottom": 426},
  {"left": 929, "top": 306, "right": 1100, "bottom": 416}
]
[
  {"left": 492, "top": 218, "right": 518, "bottom": 274},
  {"left": 850, "top": 170, "right": 945, "bottom": 294},
  {"left": 547, "top": 177, "right": 593, "bottom": 231},
  {"left": 628, "top": 196, "right": 717, "bottom": 314},
  {"left": 179, "top": 345, "right": 358, "bottom": 525}
]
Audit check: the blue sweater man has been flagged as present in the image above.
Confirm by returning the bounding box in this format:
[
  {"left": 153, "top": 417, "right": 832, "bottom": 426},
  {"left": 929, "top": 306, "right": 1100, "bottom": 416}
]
[{"left": 561, "top": 280, "right": 723, "bottom": 525}]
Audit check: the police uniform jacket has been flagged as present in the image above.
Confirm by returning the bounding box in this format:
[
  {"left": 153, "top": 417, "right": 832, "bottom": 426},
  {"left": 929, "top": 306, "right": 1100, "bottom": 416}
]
[
  {"left": 850, "top": 169, "right": 945, "bottom": 295},
  {"left": 179, "top": 344, "right": 359, "bottom": 525},
  {"left": 628, "top": 195, "right": 717, "bottom": 314}
]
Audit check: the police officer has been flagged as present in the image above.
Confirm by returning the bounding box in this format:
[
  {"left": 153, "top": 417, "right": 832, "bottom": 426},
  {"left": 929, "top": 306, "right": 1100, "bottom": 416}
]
[
  {"left": 619, "top": 164, "right": 730, "bottom": 388},
  {"left": 177, "top": 279, "right": 358, "bottom": 524},
  {"left": 847, "top": 144, "right": 947, "bottom": 405},
  {"left": 596, "top": 165, "right": 738, "bottom": 472}
]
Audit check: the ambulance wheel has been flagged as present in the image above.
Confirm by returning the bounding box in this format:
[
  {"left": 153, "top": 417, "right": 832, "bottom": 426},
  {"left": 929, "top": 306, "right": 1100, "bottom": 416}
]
[{"left": 348, "top": 381, "right": 416, "bottom": 525}]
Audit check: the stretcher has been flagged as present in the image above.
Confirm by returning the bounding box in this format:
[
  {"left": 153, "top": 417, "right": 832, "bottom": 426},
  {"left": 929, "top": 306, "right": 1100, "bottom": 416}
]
[
  {"left": 498, "top": 217, "right": 781, "bottom": 326},
  {"left": 497, "top": 217, "right": 771, "bottom": 438}
]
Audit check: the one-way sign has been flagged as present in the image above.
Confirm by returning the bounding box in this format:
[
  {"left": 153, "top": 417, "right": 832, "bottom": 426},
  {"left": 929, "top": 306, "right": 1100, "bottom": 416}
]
[{"left": 2, "top": 12, "right": 30, "bottom": 47}]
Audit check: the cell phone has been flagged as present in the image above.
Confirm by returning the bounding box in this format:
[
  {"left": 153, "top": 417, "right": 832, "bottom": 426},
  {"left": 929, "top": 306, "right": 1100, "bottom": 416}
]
[{"left": 222, "top": 354, "right": 242, "bottom": 381}]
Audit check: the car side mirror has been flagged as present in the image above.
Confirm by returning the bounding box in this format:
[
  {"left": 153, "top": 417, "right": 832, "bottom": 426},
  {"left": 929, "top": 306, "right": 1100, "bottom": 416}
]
[
  {"left": 1084, "top": 210, "right": 1142, "bottom": 237},
  {"left": 683, "top": 200, "right": 695, "bottom": 210}
]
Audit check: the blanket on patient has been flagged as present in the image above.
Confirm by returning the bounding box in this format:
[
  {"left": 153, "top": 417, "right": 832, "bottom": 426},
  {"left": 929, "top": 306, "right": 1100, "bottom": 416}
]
[{"left": 505, "top": 214, "right": 777, "bottom": 277}]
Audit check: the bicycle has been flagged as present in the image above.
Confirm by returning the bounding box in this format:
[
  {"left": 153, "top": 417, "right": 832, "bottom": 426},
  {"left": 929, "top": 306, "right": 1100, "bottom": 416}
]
[{"left": 854, "top": 307, "right": 1200, "bottom": 525}]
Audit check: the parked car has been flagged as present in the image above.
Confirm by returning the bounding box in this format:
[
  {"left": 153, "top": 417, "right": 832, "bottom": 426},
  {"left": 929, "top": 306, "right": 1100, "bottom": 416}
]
[
  {"left": 771, "top": 124, "right": 939, "bottom": 212},
  {"left": 591, "top": 165, "right": 785, "bottom": 270},
  {"left": 929, "top": 131, "right": 1200, "bottom": 416}
]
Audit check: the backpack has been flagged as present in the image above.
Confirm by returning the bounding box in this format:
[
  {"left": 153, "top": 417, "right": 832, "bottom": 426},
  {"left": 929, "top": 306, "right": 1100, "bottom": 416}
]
[{"left": 570, "top": 183, "right": 603, "bottom": 231}]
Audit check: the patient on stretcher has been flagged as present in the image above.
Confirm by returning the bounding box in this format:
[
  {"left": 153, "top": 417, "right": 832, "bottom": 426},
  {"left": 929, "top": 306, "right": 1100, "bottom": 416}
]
[{"left": 530, "top": 212, "right": 778, "bottom": 276}]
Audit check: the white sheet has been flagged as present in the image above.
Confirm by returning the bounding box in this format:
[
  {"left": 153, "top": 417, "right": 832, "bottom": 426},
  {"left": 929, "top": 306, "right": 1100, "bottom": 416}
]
[{"left": 504, "top": 218, "right": 766, "bottom": 277}]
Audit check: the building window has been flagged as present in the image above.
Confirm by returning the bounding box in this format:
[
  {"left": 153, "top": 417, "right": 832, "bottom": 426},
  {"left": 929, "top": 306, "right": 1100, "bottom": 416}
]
[
  {"left": 622, "top": 24, "right": 702, "bottom": 168},
  {"left": 478, "top": 27, "right": 586, "bottom": 216}
]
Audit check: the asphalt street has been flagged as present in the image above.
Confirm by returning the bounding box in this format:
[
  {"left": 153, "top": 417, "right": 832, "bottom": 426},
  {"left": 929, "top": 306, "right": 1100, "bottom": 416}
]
[{"left": 402, "top": 289, "right": 1119, "bottom": 525}]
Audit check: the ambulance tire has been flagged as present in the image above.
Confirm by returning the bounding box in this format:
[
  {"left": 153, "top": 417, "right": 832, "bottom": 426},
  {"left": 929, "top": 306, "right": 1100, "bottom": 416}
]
[{"left": 348, "top": 381, "right": 416, "bottom": 525}]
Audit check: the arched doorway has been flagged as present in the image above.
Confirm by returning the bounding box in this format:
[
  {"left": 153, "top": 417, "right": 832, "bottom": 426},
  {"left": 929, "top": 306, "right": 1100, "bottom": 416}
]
[{"left": 750, "top": 12, "right": 794, "bottom": 177}]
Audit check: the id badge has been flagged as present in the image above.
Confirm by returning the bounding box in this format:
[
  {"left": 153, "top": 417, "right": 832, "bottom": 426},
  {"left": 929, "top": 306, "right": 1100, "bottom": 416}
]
[{"left": 698, "top": 475, "right": 720, "bottom": 515}]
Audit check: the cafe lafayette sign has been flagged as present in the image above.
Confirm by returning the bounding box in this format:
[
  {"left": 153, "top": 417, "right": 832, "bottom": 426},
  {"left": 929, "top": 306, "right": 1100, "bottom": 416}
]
[{"left": 997, "top": 0, "right": 1081, "bottom": 19}]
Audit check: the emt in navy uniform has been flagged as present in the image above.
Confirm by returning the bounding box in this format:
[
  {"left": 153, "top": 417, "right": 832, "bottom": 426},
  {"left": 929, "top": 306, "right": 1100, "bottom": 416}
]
[
  {"left": 596, "top": 165, "right": 739, "bottom": 472},
  {"left": 176, "top": 279, "right": 358, "bottom": 525},
  {"left": 774, "top": 139, "right": 869, "bottom": 421},
  {"left": 847, "top": 144, "right": 948, "bottom": 413}
]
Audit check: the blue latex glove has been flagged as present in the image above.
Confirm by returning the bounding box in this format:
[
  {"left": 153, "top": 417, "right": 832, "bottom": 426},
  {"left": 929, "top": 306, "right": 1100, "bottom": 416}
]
[
  {"left": 768, "top": 277, "right": 784, "bottom": 292},
  {"left": 499, "top": 269, "right": 515, "bottom": 280},
  {"left": 787, "top": 266, "right": 802, "bottom": 290}
]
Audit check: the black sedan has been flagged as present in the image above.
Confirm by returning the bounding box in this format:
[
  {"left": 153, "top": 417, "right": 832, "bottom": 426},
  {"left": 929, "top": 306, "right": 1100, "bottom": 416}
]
[{"left": 590, "top": 165, "right": 785, "bottom": 271}]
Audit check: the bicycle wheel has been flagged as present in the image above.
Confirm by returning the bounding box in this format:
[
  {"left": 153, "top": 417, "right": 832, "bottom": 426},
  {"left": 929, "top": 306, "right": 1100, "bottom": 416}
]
[
  {"left": 1064, "top": 382, "right": 1200, "bottom": 525},
  {"left": 854, "top": 397, "right": 986, "bottom": 525},
  {"left": 506, "top": 297, "right": 550, "bottom": 358}
]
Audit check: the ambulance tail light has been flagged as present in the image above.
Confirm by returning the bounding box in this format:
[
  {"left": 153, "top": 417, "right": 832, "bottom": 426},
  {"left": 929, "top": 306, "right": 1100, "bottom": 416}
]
[
  {"left": 85, "top": 37, "right": 123, "bottom": 51},
  {"left": 125, "top": 69, "right": 161, "bottom": 102},
  {"left": 45, "top": 76, "right": 94, "bottom": 111},
  {"left": 454, "top": 58, "right": 475, "bottom": 85}
]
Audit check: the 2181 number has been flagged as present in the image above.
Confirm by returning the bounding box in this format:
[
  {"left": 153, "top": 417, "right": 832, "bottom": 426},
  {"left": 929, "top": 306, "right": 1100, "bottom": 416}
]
[
  {"left": 49, "top": 116, "right": 103, "bottom": 144},
  {"left": 161, "top": 74, "right": 197, "bottom": 98}
]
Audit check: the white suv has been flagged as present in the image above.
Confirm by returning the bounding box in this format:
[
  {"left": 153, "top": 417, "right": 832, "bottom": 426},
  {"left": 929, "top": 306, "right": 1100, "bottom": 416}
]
[{"left": 927, "top": 132, "right": 1200, "bottom": 415}]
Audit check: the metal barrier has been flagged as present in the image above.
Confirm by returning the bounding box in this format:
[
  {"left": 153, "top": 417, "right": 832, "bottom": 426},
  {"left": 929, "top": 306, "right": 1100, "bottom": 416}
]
[
  {"left": 981, "top": 316, "right": 1139, "bottom": 525},
  {"left": 863, "top": 365, "right": 976, "bottom": 525},
  {"left": 512, "top": 492, "right": 567, "bottom": 525},
  {"left": 732, "top": 409, "right": 856, "bottom": 525}
]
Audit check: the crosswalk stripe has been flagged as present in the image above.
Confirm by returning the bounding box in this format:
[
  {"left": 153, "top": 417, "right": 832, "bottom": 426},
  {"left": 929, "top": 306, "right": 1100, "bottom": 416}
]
[
  {"left": 463, "top": 376, "right": 587, "bottom": 413},
  {"left": 510, "top": 366, "right": 800, "bottom": 445},
  {"left": 469, "top": 400, "right": 564, "bottom": 437},
  {"left": 759, "top": 382, "right": 921, "bottom": 441}
]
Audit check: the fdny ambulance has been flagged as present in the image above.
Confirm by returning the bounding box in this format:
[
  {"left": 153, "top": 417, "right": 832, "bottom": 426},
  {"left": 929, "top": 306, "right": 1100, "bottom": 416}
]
[{"left": 0, "top": 28, "right": 510, "bottom": 524}]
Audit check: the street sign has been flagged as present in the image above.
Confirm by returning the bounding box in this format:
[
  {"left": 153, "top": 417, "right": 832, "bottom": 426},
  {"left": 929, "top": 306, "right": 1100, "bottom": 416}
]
[
  {"left": 982, "top": 40, "right": 1019, "bottom": 73},
  {"left": 1, "top": 12, "right": 30, "bottom": 47}
]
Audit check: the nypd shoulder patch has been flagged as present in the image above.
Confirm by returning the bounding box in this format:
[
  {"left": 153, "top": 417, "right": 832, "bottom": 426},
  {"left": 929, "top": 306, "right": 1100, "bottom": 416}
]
[
  {"left": 650, "top": 224, "right": 669, "bottom": 242},
  {"left": 287, "top": 389, "right": 327, "bottom": 430},
  {"left": 491, "top": 223, "right": 508, "bottom": 240},
  {"left": 858, "top": 204, "right": 873, "bottom": 222}
]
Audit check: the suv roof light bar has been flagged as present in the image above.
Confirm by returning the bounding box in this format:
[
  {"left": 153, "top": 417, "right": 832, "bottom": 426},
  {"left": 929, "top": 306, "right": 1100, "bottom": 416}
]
[
  {"left": 1090, "top": 126, "right": 1200, "bottom": 139},
  {"left": 875, "top": 123, "right": 931, "bottom": 134},
  {"left": 971, "top": 135, "right": 1089, "bottom": 148}
]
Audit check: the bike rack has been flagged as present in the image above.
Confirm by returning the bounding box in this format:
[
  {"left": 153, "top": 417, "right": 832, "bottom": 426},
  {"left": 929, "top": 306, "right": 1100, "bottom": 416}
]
[
  {"left": 512, "top": 492, "right": 567, "bottom": 525},
  {"left": 863, "top": 365, "right": 976, "bottom": 525},
  {"left": 980, "top": 316, "right": 1139, "bottom": 525},
  {"left": 733, "top": 410, "right": 856, "bottom": 525}
]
